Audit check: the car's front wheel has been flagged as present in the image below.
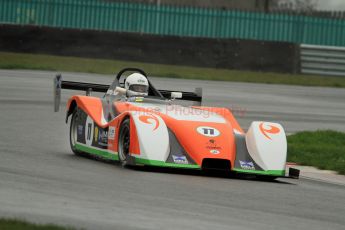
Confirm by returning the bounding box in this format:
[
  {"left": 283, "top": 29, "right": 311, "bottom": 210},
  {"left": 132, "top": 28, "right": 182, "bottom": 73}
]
[{"left": 118, "top": 118, "right": 131, "bottom": 166}]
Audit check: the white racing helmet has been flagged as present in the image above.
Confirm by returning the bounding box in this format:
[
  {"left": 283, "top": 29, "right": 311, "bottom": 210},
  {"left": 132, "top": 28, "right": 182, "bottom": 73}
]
[{"left": 125, "top": 73, "right": 149, "bottom": 97}]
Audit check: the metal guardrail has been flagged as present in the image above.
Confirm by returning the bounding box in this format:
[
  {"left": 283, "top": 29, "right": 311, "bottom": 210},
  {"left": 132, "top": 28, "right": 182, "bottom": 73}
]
[{"left": 300, "top": 44, "right": 345, "bottom": 77}]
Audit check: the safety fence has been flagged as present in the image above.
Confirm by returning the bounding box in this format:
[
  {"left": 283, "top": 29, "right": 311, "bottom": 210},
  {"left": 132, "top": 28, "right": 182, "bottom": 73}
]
[
  {"left": 1, "top": 0, "right": 345, "bottom": 46},
  {"left": 300, "top": 44, "right": 345, "bottom": 77}
]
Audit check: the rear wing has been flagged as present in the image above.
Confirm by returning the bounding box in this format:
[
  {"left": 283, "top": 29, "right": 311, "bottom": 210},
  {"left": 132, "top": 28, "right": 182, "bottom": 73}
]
[
  {"left": 54, "top": 74, "right": 203, "bottom": 112},
  {"left": 54, "top": 74, "right": 109, "bottom": 112}
]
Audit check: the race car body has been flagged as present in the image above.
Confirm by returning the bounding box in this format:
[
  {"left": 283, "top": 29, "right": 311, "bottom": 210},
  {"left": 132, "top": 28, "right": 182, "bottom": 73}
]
[{"left": 54, "top": 68, "right": 298, "bottom": 179}]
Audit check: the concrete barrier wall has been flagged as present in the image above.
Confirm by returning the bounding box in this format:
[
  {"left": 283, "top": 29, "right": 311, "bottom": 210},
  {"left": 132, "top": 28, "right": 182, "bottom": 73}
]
[{"left": 0, "top": 24, "right": 299, "bottom": 73}]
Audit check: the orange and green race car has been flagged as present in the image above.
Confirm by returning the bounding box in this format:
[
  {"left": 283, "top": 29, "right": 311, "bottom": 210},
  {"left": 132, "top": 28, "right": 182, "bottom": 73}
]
[{"left": 54, "top": 68, "right": 299, "bottom": 179}]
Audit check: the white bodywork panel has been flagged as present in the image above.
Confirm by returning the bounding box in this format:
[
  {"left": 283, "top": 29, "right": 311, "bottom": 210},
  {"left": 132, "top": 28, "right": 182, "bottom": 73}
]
[
  {"left": 245, "top": 121, "right": 287, "bottom": 171},
  {"left": 130, "top": 112, "right": 170, "bottom": 161}
]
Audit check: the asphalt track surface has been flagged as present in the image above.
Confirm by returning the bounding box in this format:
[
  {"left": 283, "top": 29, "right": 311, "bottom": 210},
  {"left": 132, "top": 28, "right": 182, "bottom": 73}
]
[{"left": 0, "top": 70, "right": 344, "bottom": 230}]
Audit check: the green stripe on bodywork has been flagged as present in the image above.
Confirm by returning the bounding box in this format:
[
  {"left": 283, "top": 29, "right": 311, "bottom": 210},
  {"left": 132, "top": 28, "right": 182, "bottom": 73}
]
[
  {"left": 74, "top": 143, "right": 198, "bottom": 169},
  {"left": 134, "top": 158, "right": 201, "bottom": 169},
  {"left": 73, "top": 144, "right": 283, "bottom": 175},
  {"left": 233, "top": 168, "right": 285, "bottom": 176},
  {"left": 75, "top": 143, "right": 119, "bottom": 161}
]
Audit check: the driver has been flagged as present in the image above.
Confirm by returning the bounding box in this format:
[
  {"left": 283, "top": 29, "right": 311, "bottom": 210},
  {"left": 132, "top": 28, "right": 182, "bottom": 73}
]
[{"left": 125, "top": 73, "right": 149, "bottom": 97}]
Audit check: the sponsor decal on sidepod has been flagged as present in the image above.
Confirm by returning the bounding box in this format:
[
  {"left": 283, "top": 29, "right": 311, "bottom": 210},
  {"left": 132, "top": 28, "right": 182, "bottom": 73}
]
[
  {"left": 98, "top": 130, "right": 108, "bottom": 146},
  {"left": 108, "top": 126, "right": 116, "bottom": 140},
  {"left": 239, "top": 161, "right": 255, "bottom": 170},
  {"left": 94, "top": 126, "right": 99, "bottom": 142},
  {"left": 172, "top": 155, "right": 189, "bottom": 164}
]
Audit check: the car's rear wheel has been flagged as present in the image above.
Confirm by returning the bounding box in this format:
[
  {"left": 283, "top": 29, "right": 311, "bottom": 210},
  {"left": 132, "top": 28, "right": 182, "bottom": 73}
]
[
  {"left": 118, "top": 118, "right": 130, "bottom": 166},
  {"left": 70, "top": 109, "right": 82, "bottom": 155}
]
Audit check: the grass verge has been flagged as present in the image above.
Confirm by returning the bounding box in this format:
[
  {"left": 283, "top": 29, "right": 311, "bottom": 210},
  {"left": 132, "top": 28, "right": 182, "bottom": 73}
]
[
  {"left": 1, "top": 52, "right": 345, "bottom": 87},
  {"left": 0, "top": 218, "right": 76, "bottom": 230},
  {"left": 287, "top": 130, "right": 345, "bottom": 175}
]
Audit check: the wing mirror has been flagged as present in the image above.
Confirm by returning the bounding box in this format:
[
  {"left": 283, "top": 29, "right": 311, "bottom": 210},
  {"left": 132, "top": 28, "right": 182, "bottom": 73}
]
[{"left": 170, "top": 92, "right": 182, "bottom": 99}]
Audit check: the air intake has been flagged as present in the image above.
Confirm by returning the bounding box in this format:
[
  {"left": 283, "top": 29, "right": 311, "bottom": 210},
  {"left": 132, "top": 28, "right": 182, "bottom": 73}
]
[{"left": 202, "top": 159, "right": 231, "bottom": 171}]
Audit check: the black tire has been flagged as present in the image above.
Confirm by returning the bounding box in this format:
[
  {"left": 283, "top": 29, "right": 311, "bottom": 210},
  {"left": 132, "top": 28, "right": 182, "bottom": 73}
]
[
  {"left": 69, "top": 109, "right": 82, "bottom": 155},
  {"left": 118, "top": 118, "right": 131, "bottom": 166}
]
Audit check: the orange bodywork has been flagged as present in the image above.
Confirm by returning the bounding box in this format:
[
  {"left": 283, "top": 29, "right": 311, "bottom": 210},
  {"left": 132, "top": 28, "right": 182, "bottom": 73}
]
[
  {"left": 129, "top": 118, "right": 140, "bottom": 155},
  {"left": 67, "top": 97, "right": 242, "bottom": 169},
  {"left": 165, "top": 119, "right": 236, "bottom": 167},
  {"left": 114, "top": 102, "right": 240, "bottom": 168},
  {"left": 67, "top": 96, "right": 107, "bottom": 128},
  {"left": 193, "top": 106, "right": 244, "bottom": 134}
]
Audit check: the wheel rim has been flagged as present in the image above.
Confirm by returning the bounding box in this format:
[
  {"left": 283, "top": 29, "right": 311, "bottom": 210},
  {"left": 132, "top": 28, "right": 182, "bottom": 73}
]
[
  {"left": 71, "top": 114, "right": 78, "bottom": 148},
  {"left": 119, "top": 125, "right": 130, "bottom": 162}
]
